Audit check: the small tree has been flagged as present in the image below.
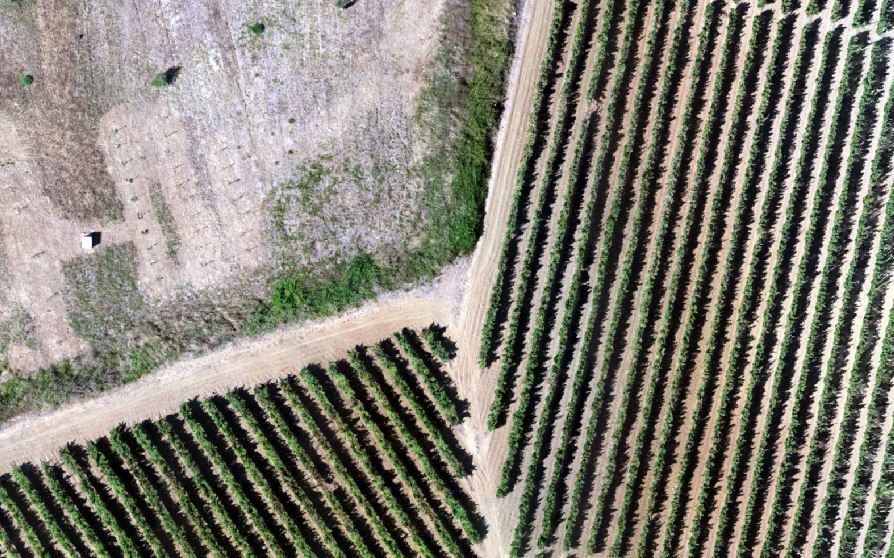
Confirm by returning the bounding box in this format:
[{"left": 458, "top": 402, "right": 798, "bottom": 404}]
[
  {"left": 249, "top": 22, "right": 265, "bottom": 35},
  {"left": 19, "top": 74, "right": 34, "bottom": 87},
  {"left": 150, "top": 65, "right": 181, "bottom": 87},
  {"left": 334, "top": 0, "right": 356, "bottom": 8}
]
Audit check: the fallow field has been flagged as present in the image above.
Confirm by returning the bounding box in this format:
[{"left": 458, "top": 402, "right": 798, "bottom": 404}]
[{"left": 478, "top": 0, "right": 894, "bottom": 556}]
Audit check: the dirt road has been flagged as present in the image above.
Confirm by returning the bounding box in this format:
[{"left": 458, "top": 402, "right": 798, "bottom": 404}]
[{"left": 0, "top": 281, "right": 453, "bottom": 471}]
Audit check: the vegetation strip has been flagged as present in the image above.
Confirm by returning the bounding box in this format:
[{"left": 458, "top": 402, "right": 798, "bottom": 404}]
[
  {"left": 683, "top": 14, "right": 798, "bottom": 556},
  {"left": 534, "top": 0, "right": 658, "bottom": 546},
  {"left": 496, "top": 0, "right": 601, "bottom": 496},
  {"left": 480, "top": 2, "right": 894, "bottom": 555},
  {"left": 786, "top": 39, "right": 887, "bottom": 558},
  {"left": 624, "top": 4, "right": 755, "bottom": 553},
  {"left": 714, "top": 22, "right": 836, "bottom": 558},
  {"left": 479, "top": 0, "right": 575, "bottom": 367},
  {"left": 486, "top": 0, "right": 601, "bottom": 431},
  {"left": 811, "top": 43, "right": 894, "bottom": 558},
  {"left": 608, "top": 3, "right": 725, "bottom": 555}
]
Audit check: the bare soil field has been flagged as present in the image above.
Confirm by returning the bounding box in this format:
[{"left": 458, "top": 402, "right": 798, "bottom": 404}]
[{"left": 0, "top": 0, "right": 455, "bottom": 374}]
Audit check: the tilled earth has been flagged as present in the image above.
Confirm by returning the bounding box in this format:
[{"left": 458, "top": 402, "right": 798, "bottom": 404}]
[{"left": 0, "top": 0, "right": 449, "bottom": 371}]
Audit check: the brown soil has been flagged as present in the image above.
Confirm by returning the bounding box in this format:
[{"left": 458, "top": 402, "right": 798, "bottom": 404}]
[{"left": 0, "top": 0, "right": 445, "bottom": 371}]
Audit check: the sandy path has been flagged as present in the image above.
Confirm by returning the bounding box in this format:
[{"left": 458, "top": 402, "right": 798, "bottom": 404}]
[
  {"left": 477, "top": 0, "right": 583, "bottom": 418},
  {"left": 7, "top": 2, "right": 894, "bottom": 557},
  {"left": 0, "top": 0, "right": 555, "bottom": 500},
  {"left": 0, "top": 0, "right": 558, "bottom": 551},
  {"left": 443, "top": 0, "right": 562, "bottom": 553},
  {"left": 452, "top": 0, "right": 557, "bottom": 398},
  {"left": 0, "top": 282, "right": 455, "bottom": 472}
]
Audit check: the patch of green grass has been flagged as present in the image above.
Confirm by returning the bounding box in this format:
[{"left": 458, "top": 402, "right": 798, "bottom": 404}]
[
  {"left": 249, "top": 21, "right": 266, "bottom": 35},
  {"left": 0, "top": 340, "right": 176, "bottom": 423},
  {"left": 19, "top": 74, "right": 33, "bottom": 87},
  {"left": 62, "top": 242, "right": 144, "bottom": 352},
  {"left": 148, "top": 184, "right": 181, "bottom": 262},
  {"left": 0, "top": 306, "right": 33, "bottom": 352},
  {"left": 122, "top": 341, "right": 173, "bottom": 383},
  {"left": 150, "top": 66, "right": 181, "bottom": 87},
  {"left": 269, "top": 160, "right": 331, "bottom": 244},
  {"left": 430, "top": 0, "right": 510, "bottom": 251},
  {"left": 0, "top": 305, "right": 35, "bottom": 378},
  {"left": 249, "top": 253, "right": 386, "bottom": 330}
]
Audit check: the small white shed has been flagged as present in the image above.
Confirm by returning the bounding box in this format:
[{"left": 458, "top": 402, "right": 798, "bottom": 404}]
[{"left": 82, "top": 232, "right": 100, "bottom": 251}]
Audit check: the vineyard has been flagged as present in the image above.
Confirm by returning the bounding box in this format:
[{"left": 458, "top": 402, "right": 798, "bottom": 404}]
[
  {"left": 6, "top": 0, "right": 894, "bottom": 556},
  {"left": 479, "top": 0, "right": 894, "bottom": 555},
  {"left": 0, "top": 328, "right": 485, "bottom": 557}
]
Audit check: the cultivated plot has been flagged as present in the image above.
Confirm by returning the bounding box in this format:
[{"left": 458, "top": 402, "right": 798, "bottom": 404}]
[{"left": 477, "top": 0, "right": 894, "bottom": 556}]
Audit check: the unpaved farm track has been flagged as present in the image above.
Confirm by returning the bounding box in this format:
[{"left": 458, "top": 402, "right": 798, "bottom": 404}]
[{"left": 0, "top": 288, "right": 452, "bottom": 472}]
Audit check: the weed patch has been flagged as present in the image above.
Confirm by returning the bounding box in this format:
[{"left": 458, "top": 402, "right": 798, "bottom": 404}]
[
  {"left": 62, "top": 243, "right": 144, "bottom": 353},
  {"left": 150, "top": 66, "right": 181, "bottom": 87},
  {"left": 147, "top": 184, "right": 180, "bottom": 262}
]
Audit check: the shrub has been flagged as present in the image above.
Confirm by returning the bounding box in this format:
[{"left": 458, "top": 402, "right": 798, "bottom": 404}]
[
  {"left": 253, "top": 253, "right": 385, "bottom": 327},
  {"left": 150, "top": 66, "right": 181, "bottom": 87}
]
